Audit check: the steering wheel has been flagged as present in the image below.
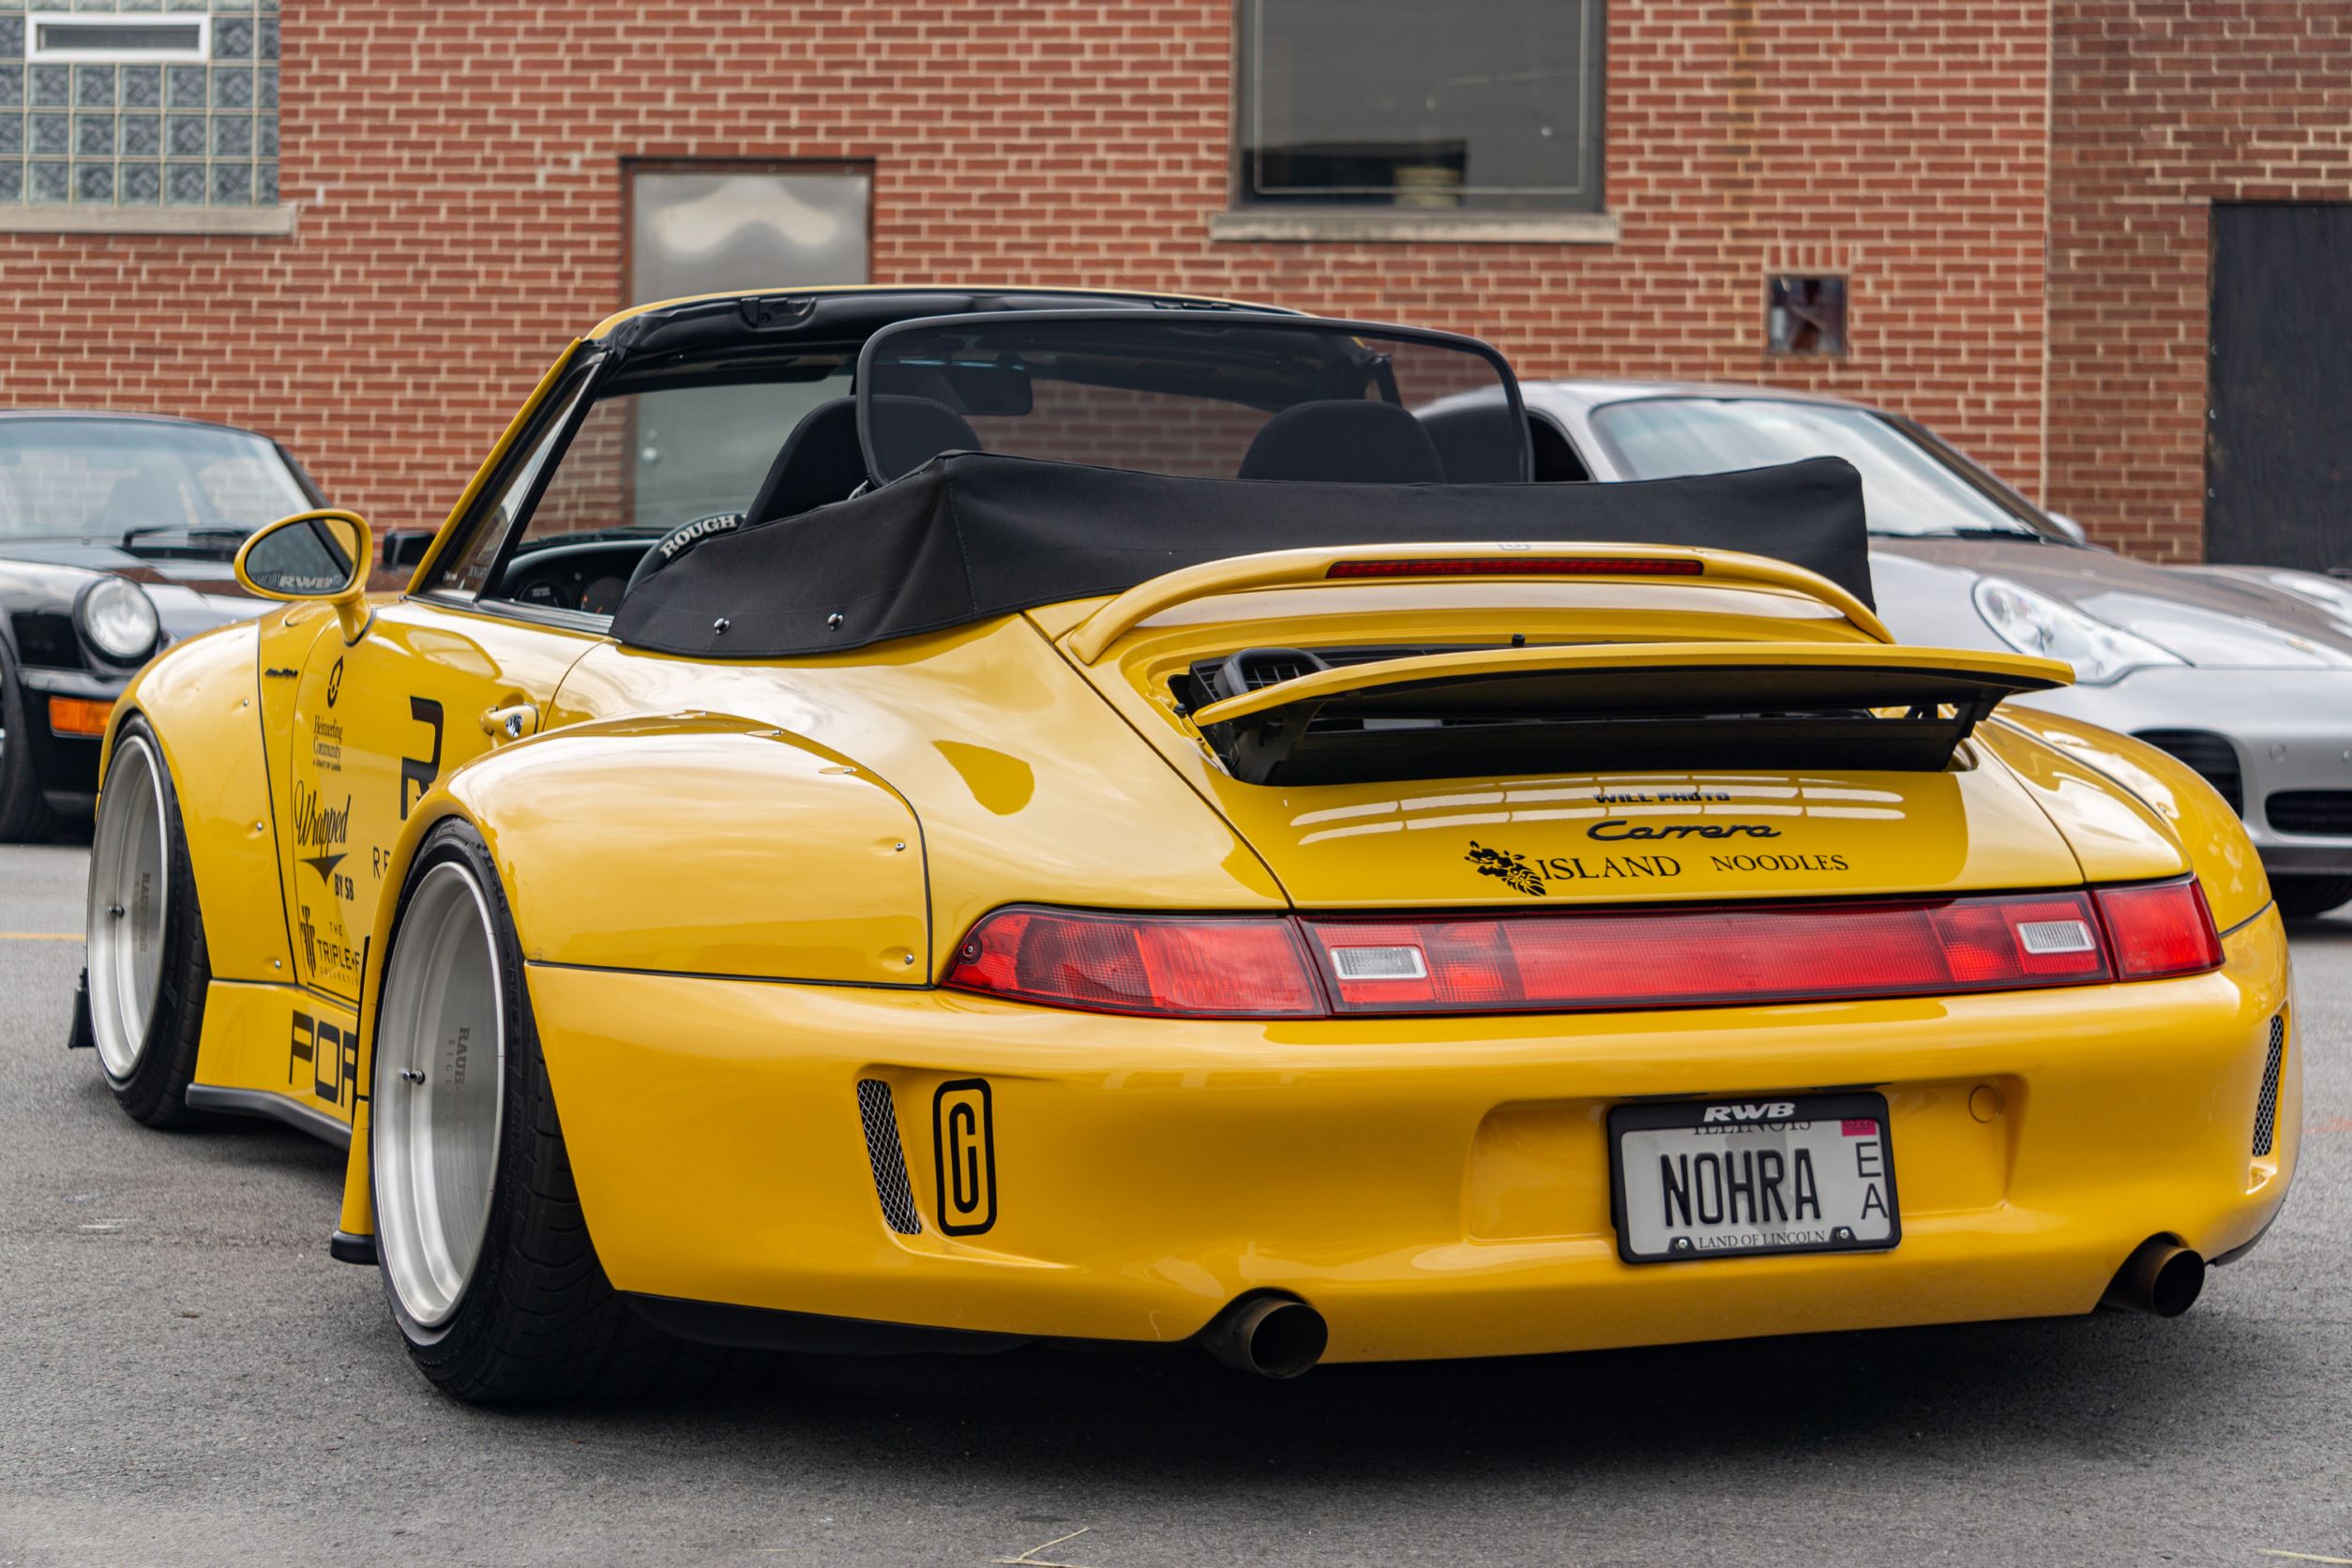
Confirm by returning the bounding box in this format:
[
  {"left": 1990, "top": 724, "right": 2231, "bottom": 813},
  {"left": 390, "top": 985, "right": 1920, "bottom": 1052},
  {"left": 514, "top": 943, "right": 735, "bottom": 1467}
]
[{"left": 623, "top": 512, "right": 745, "bottom": 600}]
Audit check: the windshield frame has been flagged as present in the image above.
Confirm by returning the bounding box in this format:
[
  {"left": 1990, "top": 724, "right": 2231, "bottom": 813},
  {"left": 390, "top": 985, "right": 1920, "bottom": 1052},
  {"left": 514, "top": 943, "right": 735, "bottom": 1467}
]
[
  {"left": 0, "top": 414, "right": 318, "bottom": 543},
  {"left": 1583, "top": 394, "right": 2071, "bottom": 544},
  {"left": 853, "top": 309, "right": 1531, "bottom": 486}
]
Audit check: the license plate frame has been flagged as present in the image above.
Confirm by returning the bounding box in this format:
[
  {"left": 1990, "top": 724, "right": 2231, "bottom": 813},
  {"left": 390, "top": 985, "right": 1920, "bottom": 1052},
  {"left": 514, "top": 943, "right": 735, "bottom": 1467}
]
[{"left": 1608, "top": 1092, "right": 1901, "bottom": 1265}]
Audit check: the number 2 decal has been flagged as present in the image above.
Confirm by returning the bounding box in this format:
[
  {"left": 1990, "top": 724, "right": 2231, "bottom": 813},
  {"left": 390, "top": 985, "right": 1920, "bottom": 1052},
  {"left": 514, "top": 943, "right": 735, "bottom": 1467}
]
[{"left": 400, "top": 697, "right": 444, "bottom": 821}]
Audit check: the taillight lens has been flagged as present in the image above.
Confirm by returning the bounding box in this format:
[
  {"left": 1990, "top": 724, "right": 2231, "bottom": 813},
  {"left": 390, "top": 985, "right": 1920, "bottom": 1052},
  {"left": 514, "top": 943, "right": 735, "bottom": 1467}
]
[
  {"left": 944, "top": 907, "right": 1323, "bottom": 1018},
  {"left": 1304, "top": 893, "right": 2111, "bottom": 1014},
  {"left": 940, "top": 885, "right": 2224, "bottom": 1018},
  {"left": 2093, "top": 879, "right": 2223, "bottom": 979}
]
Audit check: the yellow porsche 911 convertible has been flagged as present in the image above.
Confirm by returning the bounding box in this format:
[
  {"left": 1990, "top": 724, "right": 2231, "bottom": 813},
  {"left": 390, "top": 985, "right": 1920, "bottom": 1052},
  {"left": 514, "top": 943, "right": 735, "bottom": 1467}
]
[{"left": 74, "top": 287, "right": 2296, "bottom": 1401}]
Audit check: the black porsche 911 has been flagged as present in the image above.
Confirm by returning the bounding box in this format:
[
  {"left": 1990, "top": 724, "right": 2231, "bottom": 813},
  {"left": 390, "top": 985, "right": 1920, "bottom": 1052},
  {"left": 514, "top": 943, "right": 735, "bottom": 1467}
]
[{"left": 0, "top": 411, "right": 323, "bottom": 840}]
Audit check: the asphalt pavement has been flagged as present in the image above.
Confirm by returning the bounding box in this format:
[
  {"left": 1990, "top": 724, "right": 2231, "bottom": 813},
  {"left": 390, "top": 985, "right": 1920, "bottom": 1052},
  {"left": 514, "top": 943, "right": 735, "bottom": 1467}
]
[{"left": 3, "top": 835, "right": 2349, "bottom": 1567}]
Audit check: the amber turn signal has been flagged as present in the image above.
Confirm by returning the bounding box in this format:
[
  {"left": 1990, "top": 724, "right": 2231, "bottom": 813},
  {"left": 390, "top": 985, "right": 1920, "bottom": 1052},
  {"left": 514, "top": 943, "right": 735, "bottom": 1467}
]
[{"left": 48, "top": 696, "right": 114, "bottom": 737}]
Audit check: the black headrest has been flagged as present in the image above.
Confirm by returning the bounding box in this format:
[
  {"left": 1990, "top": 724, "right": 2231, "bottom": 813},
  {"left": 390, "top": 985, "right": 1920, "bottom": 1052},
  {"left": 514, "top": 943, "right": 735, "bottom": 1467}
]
[
  {"left": 745, "top": 398, "right": 867, "bottom": 524},
  {"left": 1416, "top": 403, "right": 1528, "bottom": 483},
  {"left": 1236, "top": 400, "right": 1446, "bottom": 484},
  {"left": 868, "top": 394, "right": 984, "bottom": 482}
]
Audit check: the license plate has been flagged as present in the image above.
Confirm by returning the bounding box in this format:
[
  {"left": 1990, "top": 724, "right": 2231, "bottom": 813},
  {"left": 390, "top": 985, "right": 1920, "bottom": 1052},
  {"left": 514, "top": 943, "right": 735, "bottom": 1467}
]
[{"left": 1609, "top": 1093, "right": 1899, "bottom": 1264}]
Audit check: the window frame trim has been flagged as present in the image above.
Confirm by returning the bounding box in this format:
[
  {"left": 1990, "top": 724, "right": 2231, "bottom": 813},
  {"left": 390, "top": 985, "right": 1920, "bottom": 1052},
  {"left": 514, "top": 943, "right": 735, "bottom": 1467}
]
[
  {"left": 412, "top": 355, "right": 608, "bottom": 615},
  {"left": 24, "top": 11, "right": 211, "bottom": 62}
]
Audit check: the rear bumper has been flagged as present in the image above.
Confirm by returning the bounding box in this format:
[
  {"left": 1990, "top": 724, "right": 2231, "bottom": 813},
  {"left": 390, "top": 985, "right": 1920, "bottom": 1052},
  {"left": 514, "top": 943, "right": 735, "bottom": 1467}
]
[{"left": 525, "top": 910, "right": 2297, "bottom": 1363}]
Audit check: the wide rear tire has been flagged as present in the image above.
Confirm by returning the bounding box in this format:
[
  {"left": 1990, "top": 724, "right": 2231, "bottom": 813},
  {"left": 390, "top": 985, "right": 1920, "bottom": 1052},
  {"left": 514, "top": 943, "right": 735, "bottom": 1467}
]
[
  {"left": 85, "top": 716, "right": 213, "bottom": 1126},
  {"left": 371, "top": 820, "right": 755, "bottom": 1402}
]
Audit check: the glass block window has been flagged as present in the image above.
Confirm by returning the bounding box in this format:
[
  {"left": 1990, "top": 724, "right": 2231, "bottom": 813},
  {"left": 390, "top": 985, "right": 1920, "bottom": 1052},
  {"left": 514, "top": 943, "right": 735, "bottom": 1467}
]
[{"left": 0, "top": 1, "right": 279, "bottom": 206}]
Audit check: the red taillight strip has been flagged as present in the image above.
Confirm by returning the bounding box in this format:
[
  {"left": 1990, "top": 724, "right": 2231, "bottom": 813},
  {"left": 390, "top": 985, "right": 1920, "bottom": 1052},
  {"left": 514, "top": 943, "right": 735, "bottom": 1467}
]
[
  {"left": 942, "top": 879, "right": 2223, "bottom": 1020},
  {"left": 1324, "top": 556, "right": 1706, "bottom": 579},
  {"left": 944, "top": 907, "right": 1324, "bottom": 1019},
  {"left": 2093, "top": 878, "right": 2224, "bottom": 979}
]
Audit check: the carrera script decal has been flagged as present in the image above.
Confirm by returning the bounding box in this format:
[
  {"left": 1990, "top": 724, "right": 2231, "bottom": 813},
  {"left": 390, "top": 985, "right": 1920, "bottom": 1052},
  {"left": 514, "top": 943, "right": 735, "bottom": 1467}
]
[{"left": 1588, "top": 819, "right": 1780, "bottom": 842}]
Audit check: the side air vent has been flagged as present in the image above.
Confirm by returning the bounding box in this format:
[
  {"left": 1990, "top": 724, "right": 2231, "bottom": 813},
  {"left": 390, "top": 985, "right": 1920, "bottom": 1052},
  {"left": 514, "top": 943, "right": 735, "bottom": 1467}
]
[
  {"left": 2267, "top": 791, "right": 2352, "bottom": 837},
  {"left": 854, "top": 1078, "right": 924, "bottom": 1235},
  {"left": 2133, "top": 730, "right": 2244, "bottom": 816},
  {"left": 2254, "top": 1014, "right": 2285, "bottom": 1158}
]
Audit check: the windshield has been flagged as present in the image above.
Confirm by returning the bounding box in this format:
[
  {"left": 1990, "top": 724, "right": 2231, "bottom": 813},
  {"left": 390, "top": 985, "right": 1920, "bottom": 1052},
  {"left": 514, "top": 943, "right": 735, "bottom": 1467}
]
[
  {"left": 1589, "top": 398, "right": 2055, "bottom": 541},
  {"left": 860, "top": 313, "right": 1527, "bottom": 485},
  {"left": 0, "top": 418, "right": 309, "bottom": 540},
  {"left": 516, "top": 366, "right": 856, "bottom": 551}
]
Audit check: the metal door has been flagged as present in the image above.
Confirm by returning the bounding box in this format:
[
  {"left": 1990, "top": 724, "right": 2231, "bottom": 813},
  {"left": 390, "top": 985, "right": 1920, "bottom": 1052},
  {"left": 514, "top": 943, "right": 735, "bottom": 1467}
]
[{"left": 2208, "top": 204, "right": 2352, "bottom": 570}]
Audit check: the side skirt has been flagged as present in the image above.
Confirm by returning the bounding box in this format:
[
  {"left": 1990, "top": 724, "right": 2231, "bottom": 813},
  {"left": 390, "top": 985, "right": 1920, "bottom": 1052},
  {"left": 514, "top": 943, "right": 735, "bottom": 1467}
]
[{"left": 184, "top": 1084, "right": 354, "bottom": 1150}]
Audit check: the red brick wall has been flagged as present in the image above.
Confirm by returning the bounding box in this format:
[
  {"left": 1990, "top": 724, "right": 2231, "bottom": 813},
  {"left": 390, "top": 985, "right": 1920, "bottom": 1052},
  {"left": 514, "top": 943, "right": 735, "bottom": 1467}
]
[
  {"left": 2048, "top": 0, "right": 2352, "bottom": 560},
  {"left": 4, "top": 2, "right": 2057, "bottom": 535}
]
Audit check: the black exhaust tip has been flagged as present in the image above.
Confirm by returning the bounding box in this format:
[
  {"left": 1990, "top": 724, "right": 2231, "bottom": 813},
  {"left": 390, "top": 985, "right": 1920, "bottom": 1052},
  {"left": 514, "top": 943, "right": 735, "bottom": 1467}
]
[
  {"left": 2103, "top": 1238, "right": 2206, "bottom": 1318},
  {"left": 1199, "top": 1293, "right": 1329, "bottom": 1380}
]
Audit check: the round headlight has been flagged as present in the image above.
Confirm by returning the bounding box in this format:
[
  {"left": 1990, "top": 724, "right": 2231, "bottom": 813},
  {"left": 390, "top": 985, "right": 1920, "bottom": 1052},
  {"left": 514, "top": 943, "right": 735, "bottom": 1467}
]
[
  {"left": 1971, "top": 576, "right": 2181, "bottom": 686},
  {"left": 79, "top": 576, "right": 162, "bottom": 663}
]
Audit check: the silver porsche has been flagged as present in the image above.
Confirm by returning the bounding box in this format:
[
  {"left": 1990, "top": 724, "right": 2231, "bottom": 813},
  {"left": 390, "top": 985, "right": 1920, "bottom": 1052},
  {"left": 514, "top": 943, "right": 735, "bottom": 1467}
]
[{"left": 1517, "top": 381, "right": 2352, "bottom": 917}]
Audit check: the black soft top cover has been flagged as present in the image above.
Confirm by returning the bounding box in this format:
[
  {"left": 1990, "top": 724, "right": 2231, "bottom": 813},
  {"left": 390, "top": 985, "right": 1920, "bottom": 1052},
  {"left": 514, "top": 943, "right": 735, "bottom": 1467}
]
[{"left": 611, "top": 453, "right": 1871, "bottom": 659}]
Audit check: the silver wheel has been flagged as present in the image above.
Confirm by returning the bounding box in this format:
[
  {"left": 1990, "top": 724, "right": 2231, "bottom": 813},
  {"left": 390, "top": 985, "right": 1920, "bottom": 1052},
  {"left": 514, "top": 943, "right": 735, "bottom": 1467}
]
[
  {"left": 374, "top": 861, "right": 507, "bottom": 1331},
  {"left": 86, "top": 735, "right": 170, "bottom": 1080}
]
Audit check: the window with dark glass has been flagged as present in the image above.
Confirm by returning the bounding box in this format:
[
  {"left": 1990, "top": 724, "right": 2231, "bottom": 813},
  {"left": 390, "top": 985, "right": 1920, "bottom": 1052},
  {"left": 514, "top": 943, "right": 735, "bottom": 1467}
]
[{"left": 1233, "top": 0, "right": 1601, "bottom": 212}]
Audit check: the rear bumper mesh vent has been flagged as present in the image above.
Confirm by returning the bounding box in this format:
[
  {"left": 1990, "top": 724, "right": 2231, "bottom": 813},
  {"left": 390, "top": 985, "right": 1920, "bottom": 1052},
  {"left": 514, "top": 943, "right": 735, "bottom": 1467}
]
[
  {"left": 854, "top": 1078, "right": 924, "bottom": 1235},
  {"left": 2254, "top": 1014, "right": 2285, "bottom": 1158},
  {"left": 2133, "top": 730, "right": 2244, "bottom": 815},
  {"left": 2267, "top": 791, "right": 2352, "bottom": 837}
]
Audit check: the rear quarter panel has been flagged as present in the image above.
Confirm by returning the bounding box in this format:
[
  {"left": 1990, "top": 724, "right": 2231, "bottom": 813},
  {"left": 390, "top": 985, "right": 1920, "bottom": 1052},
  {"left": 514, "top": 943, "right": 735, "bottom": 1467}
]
[
  {"left": 428, "top": 713, "right": 931, "bottom": 983},
  {"left": 1980, "top": 709, "right": 2268, "bottom": 930}
]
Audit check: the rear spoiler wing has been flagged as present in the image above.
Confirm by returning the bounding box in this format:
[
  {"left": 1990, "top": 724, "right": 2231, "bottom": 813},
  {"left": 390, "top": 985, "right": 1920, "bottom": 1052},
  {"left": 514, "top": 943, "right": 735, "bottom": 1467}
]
[
  {"left": 1066, "top": 542, "right": 1895, "bottom": 663},
  {"left": 1070, "top": 543, "right": 2066, "bottom": 787},
  {"left": 1185, "top": 641, "right": 2072, "bottom": 786}
]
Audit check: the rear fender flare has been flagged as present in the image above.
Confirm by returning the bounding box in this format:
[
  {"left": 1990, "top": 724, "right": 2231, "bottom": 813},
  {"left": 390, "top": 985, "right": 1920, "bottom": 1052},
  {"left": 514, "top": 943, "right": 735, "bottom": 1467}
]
[
  {"left": 1985, "top": 710, "right": 2269, "bottom": 930},
  {"left": 338, "top": 714, "right": 930, "bottom": 1244}
]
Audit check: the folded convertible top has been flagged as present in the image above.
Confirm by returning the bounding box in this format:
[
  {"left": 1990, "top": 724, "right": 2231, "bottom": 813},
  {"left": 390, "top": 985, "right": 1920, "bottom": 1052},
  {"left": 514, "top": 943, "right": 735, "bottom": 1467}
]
[{"left": 611, "top": 453, "right": 1870, "bottom": 659}]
